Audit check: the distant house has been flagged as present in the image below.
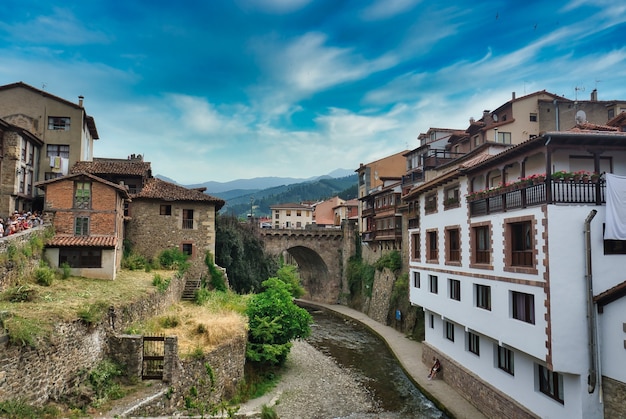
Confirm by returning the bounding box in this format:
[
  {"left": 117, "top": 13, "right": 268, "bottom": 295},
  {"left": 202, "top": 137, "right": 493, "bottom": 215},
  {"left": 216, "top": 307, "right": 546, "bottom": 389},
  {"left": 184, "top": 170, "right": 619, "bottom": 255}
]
[
  {"left": 313, "top": 196, "right": 344, "bottom": 228},
  {"left": 334, "top": 198, "right": 359, "bottom": 224},
  {"left": 270, "top": 203, "right": 313, "bottom": 229},
  {"left": 124, "top": 177, "right": 224, "bottom": 277},
  {"left": 35, "top": 172, "right": 130, "bottom": 280}
]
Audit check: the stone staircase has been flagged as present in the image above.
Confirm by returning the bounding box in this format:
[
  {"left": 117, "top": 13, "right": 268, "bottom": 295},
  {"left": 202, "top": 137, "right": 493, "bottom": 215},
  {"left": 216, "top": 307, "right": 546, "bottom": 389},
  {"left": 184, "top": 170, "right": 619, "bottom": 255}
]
[{"left": 181, "top": 279, "right": 201, "bottom": 301}]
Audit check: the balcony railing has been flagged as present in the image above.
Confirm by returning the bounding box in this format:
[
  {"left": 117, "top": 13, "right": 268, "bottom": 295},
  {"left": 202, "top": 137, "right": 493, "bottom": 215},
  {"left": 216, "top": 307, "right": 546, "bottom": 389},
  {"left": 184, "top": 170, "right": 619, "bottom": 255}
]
[
  {"left": 468, "top": 180, "right": 605, "bottom": 216},
  {"left": 182, "top": 219, "right": 194, "bottom": 229}
]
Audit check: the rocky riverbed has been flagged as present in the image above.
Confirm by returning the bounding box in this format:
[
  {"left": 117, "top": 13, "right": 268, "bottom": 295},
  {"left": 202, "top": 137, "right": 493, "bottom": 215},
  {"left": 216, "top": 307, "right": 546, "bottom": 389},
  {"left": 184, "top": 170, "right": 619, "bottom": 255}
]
[{"left": 236, "top": 339, "right": 381, "bottom": 418}]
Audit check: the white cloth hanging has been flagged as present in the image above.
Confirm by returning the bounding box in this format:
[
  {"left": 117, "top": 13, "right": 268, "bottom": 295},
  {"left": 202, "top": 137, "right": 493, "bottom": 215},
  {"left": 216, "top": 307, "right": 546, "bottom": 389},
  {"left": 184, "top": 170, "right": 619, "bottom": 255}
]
[{"left": 604, "top": 173, "right": 626, "bottom": 240}]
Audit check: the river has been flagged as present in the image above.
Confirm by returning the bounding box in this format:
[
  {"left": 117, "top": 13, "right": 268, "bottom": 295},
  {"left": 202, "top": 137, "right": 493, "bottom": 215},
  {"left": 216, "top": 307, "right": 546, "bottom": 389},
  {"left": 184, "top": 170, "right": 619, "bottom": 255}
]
[{"left": 305, "top": 308, "right": 449, "bottom": 419}]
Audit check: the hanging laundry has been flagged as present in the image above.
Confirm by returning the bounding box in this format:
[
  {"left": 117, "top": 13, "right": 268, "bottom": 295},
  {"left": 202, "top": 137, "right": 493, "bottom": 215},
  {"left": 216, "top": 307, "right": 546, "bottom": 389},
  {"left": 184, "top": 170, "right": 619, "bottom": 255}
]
[{"left": 604, "top": 173, "right": 626, "bottom": 240}]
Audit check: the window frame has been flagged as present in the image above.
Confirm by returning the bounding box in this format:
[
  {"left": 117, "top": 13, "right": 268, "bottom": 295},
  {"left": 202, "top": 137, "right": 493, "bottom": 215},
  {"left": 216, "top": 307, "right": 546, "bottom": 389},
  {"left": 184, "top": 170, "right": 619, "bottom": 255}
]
[
  {"left": 473, "top": 224, "right": 491, "bottom": 265},
  {"left": 429, "top": 275, "right": 438, "bottom": 294},
  {"left": 446, "top": 227, "right": 461, "bottom": 263},
  {"left": 413, "top": 271, "right": 420, "bottom": 288},
  {"left": 512, "top": 291, "right": 535, "bottom": 324},
  {"left": 509, "top": 220, "right": 534, "bottom": 267},
  {"left": 182, "top": 243, "right": 193, "bottom": 256},
  {"left": 475, "top": 284, "right": 491, "bottom": 311},
  {"left": 497, "top": 345, "right": 514, "bottom": 375},
  {"left": 59, "top": 248, "right": 102, "bottom": 268},
  {"left": 74, "top": 182, "right": 91, "bottom": 209},
  {"left": 538, "top": 365, "right": 564, "bottom": 404},
  {"left": 411, "top": 233, "right": 420, "bottom": 260},
  {"left": 426, "top": 230, "right": 438, "bottom": 262},
  {"left": 468, "top": 331, "right": 480, "bottom": 356},
  {"left": 74, "top": 216, "right": 89, "bottom": 236},
  {"left": 445, "top": 321, "right": 455, "bottom": 342},
  {"left": 160, "top": 204, "right": 172, "bottom": 215},
  {"left": 182, "top": 209, "right": 194, "bottom": 229},
  {"left": 48, "top": 116, "right": 71, "bottom": 131},
  {"left": 449, "top": 278, "right": 461, "bottom": 301}
]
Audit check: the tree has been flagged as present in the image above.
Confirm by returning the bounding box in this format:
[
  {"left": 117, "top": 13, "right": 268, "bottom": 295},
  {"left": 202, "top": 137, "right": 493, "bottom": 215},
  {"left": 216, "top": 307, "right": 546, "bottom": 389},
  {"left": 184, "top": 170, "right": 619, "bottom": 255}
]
[
  {"left": 245, "top": 277, "right": 312, "bottom": 365},
  {"left": 215, "top": 214, "right": 278, "bottom": 293}
]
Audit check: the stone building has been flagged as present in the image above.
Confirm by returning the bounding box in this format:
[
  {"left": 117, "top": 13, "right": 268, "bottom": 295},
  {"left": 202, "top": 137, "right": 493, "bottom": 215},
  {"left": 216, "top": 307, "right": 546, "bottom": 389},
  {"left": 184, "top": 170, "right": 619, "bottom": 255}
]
[{"left": 125, "top": 177, "right": 224, "bottom": 278}]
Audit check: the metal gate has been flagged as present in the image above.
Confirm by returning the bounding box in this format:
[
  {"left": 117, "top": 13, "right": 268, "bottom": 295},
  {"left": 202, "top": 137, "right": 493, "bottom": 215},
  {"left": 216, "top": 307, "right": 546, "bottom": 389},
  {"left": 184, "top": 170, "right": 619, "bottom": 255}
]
[{"left": 142, "top": 335, "right": 165, "bottom": 380}]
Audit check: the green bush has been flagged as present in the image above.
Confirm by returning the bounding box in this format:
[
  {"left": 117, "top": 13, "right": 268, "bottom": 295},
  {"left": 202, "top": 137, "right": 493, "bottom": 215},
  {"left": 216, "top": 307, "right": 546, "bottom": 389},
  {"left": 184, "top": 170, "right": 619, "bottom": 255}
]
[
  {"left": 194, "top": 287, "right": 211, "bottom": 305},
  {"left": 159, "top": 315, "right": 180, "bottom": 328},
  {"left": 3, "top": 316, "right": 43, "bottom": 348},
  {"left": 0, "top": 399, "right": 59, "bottom": 418},
  {"left": 246, "top": 277, "right": 312, "bottom": 366},
  {"left": 34, "top": 266, "right": 55, "bottom": 287},
  {"left": 2, "top": 285, "right": 36, "bottom": 303},
  {"left": 374, "top": 250, "right": 402, "bottom": 272},
  {"left": 122, "top": 252, "right": 149, "bottom": 271},
  {"left": 89, "top": 360, "right": 125, "bottom": 404},
  {"left": 77, "top": 301, "right": 109, "bottom": 326},
  {"left": 60, "top": 262, "right": 71, "bottom": 279},
  {"left": 158, "top": 248, "right": 190, "bottom": 272},
  {"left": 152, "top": 274, "right": 171, "bottom": 293}
]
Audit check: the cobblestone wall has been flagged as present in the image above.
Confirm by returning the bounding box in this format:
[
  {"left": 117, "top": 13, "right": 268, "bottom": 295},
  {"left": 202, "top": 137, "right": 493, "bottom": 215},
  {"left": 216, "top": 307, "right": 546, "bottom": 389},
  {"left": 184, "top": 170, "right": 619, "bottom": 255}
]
[
  {"left": 602, "top": 376, "right": 626, "bottom": 418},
  {"left": 132, "top": 334, "right": 246, "bottom": 416},
  {"left": 422, "top": 344, "right": 538, "bottom": 419},
  {"left": 0, "top": 226, "right": 48, "bottom": 291}
]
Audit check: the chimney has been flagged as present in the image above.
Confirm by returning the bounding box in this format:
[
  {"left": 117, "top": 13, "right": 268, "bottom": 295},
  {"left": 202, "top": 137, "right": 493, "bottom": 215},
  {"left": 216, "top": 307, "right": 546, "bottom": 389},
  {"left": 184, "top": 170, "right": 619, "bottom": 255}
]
[
  {"left": 78, "top": 95, "right": 84, "bottom": 107},
  {"left": 590, "top": 89, "right": 598, "bottom": 101},
  {"left": 483, "top": 110, "right": 490, "bottom": 120},
  {"left": 512, "top": 92, "right": 516, "bottom": 100}
]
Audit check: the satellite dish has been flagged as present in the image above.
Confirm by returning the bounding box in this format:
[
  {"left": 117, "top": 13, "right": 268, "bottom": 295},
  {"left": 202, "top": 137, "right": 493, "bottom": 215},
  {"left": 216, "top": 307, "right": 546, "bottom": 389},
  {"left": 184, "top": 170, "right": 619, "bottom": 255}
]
[
  {"left": 575, "top": 110, "right": 587, "bottom": 124},
  {"left": 492, "top": 113, "right": 499, "bottom": 122}
]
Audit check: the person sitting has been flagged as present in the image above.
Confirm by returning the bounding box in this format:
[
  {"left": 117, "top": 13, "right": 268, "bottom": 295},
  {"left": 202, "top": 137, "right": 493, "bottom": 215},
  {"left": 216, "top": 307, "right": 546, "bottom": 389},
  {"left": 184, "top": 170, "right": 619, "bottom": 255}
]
[{"left": 428, "top": 357, "right": 441, "bottom": 380}]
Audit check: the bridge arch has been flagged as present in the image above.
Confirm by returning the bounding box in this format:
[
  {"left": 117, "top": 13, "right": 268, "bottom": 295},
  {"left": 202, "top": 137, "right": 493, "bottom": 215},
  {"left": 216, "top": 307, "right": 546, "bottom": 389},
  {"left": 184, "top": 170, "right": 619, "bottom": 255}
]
[{"left": 260, "top": 224, "right": 356, "bottom": 303}]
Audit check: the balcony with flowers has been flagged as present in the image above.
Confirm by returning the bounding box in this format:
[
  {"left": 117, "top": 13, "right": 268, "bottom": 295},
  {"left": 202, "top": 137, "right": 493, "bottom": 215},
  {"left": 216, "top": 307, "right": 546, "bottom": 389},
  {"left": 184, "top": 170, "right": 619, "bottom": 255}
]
[{"left": 467, "top": 172, "right": 605, "bottom": 216}]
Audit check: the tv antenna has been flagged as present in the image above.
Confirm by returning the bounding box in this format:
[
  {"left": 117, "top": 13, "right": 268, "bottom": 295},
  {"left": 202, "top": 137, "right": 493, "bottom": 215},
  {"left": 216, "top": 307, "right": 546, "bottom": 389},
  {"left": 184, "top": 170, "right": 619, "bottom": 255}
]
[{"left": 574, "top": 86, "right": 585, "bottom": 101}]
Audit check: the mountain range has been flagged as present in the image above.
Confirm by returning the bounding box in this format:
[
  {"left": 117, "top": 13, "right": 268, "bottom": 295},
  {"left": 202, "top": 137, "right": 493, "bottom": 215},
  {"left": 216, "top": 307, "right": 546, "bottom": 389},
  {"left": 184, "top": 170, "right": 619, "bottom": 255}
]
[{"left": 156, "top": 168, "right": 357, "bottom": 218}]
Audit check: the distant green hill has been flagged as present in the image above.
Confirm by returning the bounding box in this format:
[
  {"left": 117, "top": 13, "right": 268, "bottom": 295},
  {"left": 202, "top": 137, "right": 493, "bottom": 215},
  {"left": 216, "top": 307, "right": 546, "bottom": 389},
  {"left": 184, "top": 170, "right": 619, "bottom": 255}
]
[{"left": 219, "top": 175, "right": 358, "bottom": 218}]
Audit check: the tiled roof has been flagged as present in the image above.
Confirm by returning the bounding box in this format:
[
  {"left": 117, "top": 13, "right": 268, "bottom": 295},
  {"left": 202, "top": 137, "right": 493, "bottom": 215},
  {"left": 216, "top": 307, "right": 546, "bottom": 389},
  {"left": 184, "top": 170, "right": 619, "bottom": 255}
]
[
  {"left": 71, "top": 159, "right": 151, "bottom": 177},
  {"left": 270, "top": 202, "right": 313, "bottom": 210},
  {"left": 570, "top": 122, "right": 619, "bottom": 132},
  {"left": 47, "top": 235, "right": 117, "bottom": 248},
  {"left": 134, "top": 177, "right": 225, "bottom": 209}
]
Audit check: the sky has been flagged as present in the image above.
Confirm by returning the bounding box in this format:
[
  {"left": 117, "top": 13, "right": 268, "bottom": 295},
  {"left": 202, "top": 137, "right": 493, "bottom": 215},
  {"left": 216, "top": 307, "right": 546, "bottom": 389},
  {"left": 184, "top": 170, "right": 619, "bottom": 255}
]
[{"left": 1, "top": 0, "right": 626, "bottom": 185}]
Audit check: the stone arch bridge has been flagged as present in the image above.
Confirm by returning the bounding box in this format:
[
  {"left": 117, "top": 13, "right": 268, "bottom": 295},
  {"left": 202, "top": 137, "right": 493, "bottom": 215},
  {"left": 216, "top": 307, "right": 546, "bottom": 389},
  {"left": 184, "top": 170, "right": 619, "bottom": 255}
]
[{"left": 259, "top": 222, "right": 357, "bottom": 303}]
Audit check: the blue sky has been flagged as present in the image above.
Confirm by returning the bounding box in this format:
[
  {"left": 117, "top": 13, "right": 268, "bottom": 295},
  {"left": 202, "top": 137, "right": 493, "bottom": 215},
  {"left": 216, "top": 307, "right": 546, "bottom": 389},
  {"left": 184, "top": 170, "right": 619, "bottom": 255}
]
[{"left": 1, "top": 0, "right": 625, "bottom": 184}]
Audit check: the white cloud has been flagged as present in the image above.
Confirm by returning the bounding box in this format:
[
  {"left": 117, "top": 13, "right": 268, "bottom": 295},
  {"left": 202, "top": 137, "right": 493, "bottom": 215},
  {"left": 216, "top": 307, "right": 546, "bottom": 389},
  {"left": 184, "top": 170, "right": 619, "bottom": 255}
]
[{"left": 361, "top": 0, "right": 422, "bottom": 20}]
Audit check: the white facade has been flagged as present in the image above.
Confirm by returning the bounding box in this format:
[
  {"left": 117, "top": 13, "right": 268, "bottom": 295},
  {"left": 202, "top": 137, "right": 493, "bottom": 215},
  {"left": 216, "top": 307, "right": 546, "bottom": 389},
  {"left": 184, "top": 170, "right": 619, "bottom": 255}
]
[
  {"left": 270, "top": 203, "right": 313, "bottom": 229},
  {"left": 407, "top": 132, "right": 626, "bottom": 419}
]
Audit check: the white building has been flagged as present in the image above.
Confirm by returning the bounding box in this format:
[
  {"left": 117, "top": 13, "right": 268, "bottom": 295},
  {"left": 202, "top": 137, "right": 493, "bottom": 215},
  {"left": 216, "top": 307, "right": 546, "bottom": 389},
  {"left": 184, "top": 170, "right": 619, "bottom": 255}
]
[
  {"left": 405, "top": 127, "right": 626, "bottom": 418},
  {"left": 270, "top": 202, "right": 313, "bottom": 229}
]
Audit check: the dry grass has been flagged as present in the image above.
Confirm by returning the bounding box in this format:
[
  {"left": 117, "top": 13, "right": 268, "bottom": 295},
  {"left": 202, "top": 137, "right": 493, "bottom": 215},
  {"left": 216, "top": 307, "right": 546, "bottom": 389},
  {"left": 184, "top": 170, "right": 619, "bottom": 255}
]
[
  {"left": 0, "top": 269, "right": 167, "bottom": 325},
  {"left": 143, "top": 302, "right": 248, "bottom": 357}
]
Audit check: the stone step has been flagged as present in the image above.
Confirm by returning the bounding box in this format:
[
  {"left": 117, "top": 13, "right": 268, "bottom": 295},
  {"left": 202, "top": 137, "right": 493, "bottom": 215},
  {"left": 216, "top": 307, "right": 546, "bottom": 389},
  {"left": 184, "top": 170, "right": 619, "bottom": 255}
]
[{"left": 181, "top": 279, "right": 201, "bottom": 301}]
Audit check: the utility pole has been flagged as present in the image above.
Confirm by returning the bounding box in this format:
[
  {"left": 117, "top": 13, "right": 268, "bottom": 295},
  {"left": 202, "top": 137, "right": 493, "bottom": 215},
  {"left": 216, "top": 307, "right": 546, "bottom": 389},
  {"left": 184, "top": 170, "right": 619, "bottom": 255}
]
[{"left": 249, "top": 197, "right": 254, "bottom": 224}]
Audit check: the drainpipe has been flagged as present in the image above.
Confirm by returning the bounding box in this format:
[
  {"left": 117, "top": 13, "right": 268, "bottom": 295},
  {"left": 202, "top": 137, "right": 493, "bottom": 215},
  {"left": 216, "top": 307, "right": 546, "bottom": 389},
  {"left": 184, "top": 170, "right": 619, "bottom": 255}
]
[{"left": 584, "top": 209, "right": 597, "bottom": 393}]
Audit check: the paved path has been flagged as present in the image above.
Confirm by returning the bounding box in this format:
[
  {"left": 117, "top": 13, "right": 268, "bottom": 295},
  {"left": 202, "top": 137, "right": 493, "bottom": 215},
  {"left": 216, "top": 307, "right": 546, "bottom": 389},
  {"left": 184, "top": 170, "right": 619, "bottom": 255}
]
[{"left": 298, "top": 300, "right": 487, "bottom": 419}]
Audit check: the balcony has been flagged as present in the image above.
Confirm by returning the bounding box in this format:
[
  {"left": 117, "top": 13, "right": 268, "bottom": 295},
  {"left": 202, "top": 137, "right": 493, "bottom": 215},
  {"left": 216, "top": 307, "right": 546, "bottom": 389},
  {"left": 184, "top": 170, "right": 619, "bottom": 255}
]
[{"left": 468, "top": 180, "right": 605, "bottom": 216}]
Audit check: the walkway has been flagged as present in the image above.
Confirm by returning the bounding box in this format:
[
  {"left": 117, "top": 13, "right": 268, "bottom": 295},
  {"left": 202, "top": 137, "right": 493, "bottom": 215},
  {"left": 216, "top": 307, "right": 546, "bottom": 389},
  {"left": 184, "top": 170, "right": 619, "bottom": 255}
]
[{"left": 298, "top": 300, "right": 487, "bottom": 419}]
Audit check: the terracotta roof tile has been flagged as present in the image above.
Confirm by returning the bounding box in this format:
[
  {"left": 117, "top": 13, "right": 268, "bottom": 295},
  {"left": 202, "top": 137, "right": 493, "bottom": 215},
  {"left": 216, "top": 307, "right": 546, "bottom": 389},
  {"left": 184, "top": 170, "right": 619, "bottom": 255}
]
[
  {"left": 71, "top": 159, "right": 151, "bottom": 177},
  {"left": 134, "top": 178, "right": 225, "bottom": 209},
  {"left": 47, "top": 235, "right": 117, "bottom": 248}
]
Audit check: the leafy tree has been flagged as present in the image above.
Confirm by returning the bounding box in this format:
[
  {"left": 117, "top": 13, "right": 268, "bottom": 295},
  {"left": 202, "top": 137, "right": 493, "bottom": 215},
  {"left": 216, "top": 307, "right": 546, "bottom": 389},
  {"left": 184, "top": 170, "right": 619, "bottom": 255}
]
[
  {"left": 275, "top": 265, "right": 305, "bottom": 298},
  {"left": 246, "top": 277, "right": 312, "bottom": 365},
  {"left": 215, "top": 215, "right": 278, "bottom": 293}
]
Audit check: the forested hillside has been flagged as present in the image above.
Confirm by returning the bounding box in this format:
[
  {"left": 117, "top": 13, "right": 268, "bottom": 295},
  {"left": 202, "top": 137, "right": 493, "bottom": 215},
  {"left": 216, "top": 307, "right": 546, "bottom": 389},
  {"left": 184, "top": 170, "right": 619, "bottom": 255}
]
[{"left": 218, "top": 175, "right": 357, "bottom": 218}]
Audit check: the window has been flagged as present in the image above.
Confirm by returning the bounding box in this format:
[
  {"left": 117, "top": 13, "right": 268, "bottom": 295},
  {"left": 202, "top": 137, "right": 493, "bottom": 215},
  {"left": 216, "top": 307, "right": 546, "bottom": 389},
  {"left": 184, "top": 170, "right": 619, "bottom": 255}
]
[
  {"left": 74, "top": 217, "right": 89, "bottom": 236},
  {"left": 182, "top": 209, "right": 194, "bottom": 229},
  {"left": 429, "top": 314, "right": 434, "bottom": 329},
  {"left": 447, "top": 228, "right": 460, "bottom": 262},
  {"left": 529, "top": 113, "right": 538, "bottom": 122},
  {"left": 74, "top": 182, "right": 91, "bottom": 209},
  {"left": 497, "top": 132, "right": 512, "bottom": 144},
  {"left": 48, "top": 116, "right": 71, "bottom": 130},
  {"left": 512, "top": 291, "right": 535, "bottom": 324},
  {"left": 449, "top": 279, "right": 461, "bottom": 301},
  {"left": 411, "top": 233, "right": 420, "bottom": 260},
  {"left": 429, "top": 275, "right": 438, "bottom": 294},
  {"left": 425, "top": 193, "right": 437, "bottom": 213},
  {"left": 473, "top": 225, "right": 490, "bottom": 264},
  {"left": 274, "top": 210, "right": 279, "bottom": 219},
  {"left": 182, "top": 243, "right": 193, "bottom": 256},
  {"left": 538, "top": 365, "right": 564, "bottom": 404},
  {"left": 473, "top": 135, "right": 481, "bottom": 147},
  {"left": 510, "top": 221, "right": 533, "bottom": 266},
  {"left": 498, "top": 346, "right": 514, "bottom": 375},
  {"left": 59, "top": 248, "right": 102, "bottom": 268},
  {"left": 603, "top": 224, "right": 626, "bottom": 254},
  {"left": 296, "top": 210, "right": 302, "bottom": 216},
  {"left": 468, "top": 332, "right": 480, "bottom": 356},
  {"left": 445, "top": 321, "right": 455, "bottom": 342},
  {"left": 427, "top": 230, "right": 438, "bottom": 261},
  {"left": 286, "top": 210, "right": 291, "bottom": 216},
  {"left": 160, "top": 205, "right": 172, "bottom": 215},
  {"left": 475, "top": 284, "right": 491, "bottom": 310},
  {"left": 444, "top": 186, "right": 460, "bottom": 208},
  {"left": 413, "top": 272, "right": 420, "bottom": 288}
]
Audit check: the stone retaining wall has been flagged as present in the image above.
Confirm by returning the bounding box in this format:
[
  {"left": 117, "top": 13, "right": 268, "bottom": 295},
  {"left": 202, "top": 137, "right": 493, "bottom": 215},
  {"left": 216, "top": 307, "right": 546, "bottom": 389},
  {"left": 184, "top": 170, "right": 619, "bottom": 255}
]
[
  {"left": 0, "top": 226, "right": 48, "bottom": 291},
  {"left": 602, "top": 376, "right": 626, "bottom": 418},
  {"left": 422, "top": 344, "right": 538, "bottom": 419}
]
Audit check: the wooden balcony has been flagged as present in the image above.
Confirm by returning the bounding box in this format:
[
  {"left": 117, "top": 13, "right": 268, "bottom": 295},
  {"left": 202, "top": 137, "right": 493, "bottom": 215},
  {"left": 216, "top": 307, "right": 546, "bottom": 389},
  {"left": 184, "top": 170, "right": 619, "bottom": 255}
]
[{"left": 468, "top": 180, "right": 605, "bottom": 216}]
